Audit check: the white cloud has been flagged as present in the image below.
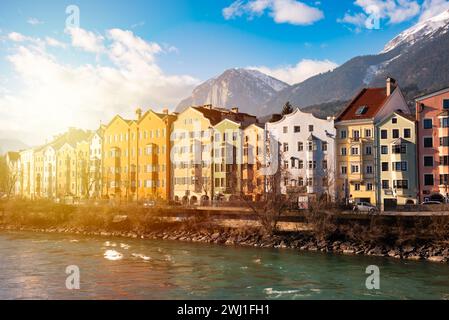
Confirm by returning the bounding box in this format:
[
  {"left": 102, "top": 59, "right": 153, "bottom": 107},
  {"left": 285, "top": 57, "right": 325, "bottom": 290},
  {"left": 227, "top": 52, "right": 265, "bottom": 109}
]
[
  {"left": 249, "top": 59, "right": 338, "bottom": 85},
  {"left": 0, "top": 28, "right": 199, "bottom": 145},
  {"left": 419, "top": 0, "right": 449, "bottom": 21},
  {"left": 340, "top": 0, "right": 421, "bottom": 28},
  {"left": 65, "top": 27, "right": 105, "bottom": 53},
  {"left": 8, "top": 32, "right": 27, "bottom": 42},
  {"left": 27, "top": 17, "right": 44, "bottom": 25},
  {"left": 223, "top": 0, "right": 324, "bottom": 25},
  {"left": 45, "top": 37, "right": 67, "bottom": 48}
]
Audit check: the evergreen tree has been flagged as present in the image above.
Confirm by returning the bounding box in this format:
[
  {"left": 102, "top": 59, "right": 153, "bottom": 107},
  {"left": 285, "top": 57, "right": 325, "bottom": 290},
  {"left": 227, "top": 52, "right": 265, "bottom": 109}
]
[{"left": 281, "top": 101, "right": 294, "bottom": 115}]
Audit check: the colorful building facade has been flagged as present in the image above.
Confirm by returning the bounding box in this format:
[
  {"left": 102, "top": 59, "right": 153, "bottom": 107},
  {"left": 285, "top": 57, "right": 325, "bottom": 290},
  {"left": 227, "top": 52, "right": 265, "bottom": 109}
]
[
  {"left": 377, "top": 112, "right": 418, "bottom": 208},
  {"left": 415, "top": 87, "right": 449, "bottom": 202},
  {"left": 335, "top": 78, "right": 410, "bottom": 205}
]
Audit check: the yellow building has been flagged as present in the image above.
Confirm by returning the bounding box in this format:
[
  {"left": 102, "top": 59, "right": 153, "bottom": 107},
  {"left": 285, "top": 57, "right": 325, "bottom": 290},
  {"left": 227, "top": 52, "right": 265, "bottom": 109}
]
[
  {"left": 102, "top": 108, "right": 175, "bottom": 202},
  {"left": 242, "top": 123, "right": 266, "bottom": 201},
  {"left": 335, "top": 78, "right": 409, "bottom": 205},
  {"left": 56, "top": 142, "right": 77, "bottom": 197}
]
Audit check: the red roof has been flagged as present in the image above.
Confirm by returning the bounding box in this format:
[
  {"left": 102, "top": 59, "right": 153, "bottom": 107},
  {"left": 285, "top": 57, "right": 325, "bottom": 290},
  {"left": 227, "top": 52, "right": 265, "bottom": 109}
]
[{"left": 336, "top": 87, "right": 388, "bottom": 121}]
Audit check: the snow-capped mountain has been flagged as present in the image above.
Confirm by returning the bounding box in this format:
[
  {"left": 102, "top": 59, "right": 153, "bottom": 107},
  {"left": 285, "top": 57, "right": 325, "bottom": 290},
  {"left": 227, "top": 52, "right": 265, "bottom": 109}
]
[
  {"left": 176, "top": 68, "right": 289, "bottom": 114},
  {"left": 382, "top": 9, "right": 449, "bottom": 53},
  {"left": 177, "top": 10, "right": 449, "bottom": 118},
  {"left": 266, "top": 9, "right": 449, "bottom": 114}
]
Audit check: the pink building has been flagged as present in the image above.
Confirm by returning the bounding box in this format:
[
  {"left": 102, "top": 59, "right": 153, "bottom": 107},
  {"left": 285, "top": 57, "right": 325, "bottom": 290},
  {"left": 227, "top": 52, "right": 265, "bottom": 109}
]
[{"left": 416, "top": 87, "right": 449, "bottom": 202}]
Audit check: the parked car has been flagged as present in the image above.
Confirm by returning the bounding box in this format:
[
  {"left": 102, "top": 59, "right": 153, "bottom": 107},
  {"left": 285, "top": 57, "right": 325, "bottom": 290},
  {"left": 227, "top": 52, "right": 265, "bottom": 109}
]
[
  {"left": 421, "top": 201, "right": 442, "bottom": 205},
  {"left": 353, "top": 202, "right": 378, "bottom": 214}
]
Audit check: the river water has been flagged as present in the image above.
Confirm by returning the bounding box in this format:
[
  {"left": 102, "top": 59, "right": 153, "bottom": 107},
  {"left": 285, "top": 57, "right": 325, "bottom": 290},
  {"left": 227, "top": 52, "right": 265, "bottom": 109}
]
[{"left": 0, "top": 231, "right": 448, "bottom": 300}]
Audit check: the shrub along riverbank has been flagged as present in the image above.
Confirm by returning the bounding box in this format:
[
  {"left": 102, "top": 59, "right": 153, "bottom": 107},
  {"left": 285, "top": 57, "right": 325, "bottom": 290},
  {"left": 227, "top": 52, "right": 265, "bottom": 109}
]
[{"left": 0, "top": 200, "right": 448, "bottom": 263}]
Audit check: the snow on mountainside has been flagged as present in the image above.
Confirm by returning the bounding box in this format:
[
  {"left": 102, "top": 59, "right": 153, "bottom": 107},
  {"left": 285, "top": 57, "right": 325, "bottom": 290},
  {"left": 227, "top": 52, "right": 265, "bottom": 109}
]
[
  {"left": 175, "top": 68, "right": 289, "bottom": 114},
  {"left": 382, "top": 9, "right": 449, "bottom": 53}
]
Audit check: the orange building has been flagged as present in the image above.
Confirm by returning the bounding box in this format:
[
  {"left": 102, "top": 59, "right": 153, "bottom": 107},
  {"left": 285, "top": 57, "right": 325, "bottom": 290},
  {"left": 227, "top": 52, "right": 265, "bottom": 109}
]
[{"left": 102, "top": 108, "right": 175, "bottom": 202}]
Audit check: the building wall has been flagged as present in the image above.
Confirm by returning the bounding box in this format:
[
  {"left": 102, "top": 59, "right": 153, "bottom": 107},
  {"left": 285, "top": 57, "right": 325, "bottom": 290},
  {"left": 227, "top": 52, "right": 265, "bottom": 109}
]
[
  {"left": 171, "top": 107, "right": 213, "bottom": 202},
  {"left": 56, "top": 144, "right": 76, "bottom": 197},
  {"left": 266, "top": 109, "right": 336, "bottom": 199},
  {"left": 19, "top": 149, "right": 34, "bottom": 198},
  {"left": 242, "top": 124, "right": 265, "bottom": 201},
  {"left": 43, "top": 147, "right": 57, "bottom": 198},
  {"left": 102, "top": 117, "right": 133, "bottom": 201},
  {"left": 377, "top": 113, "right": 417, "bottom": 208},
  {"left": 416, "top": 90, "right": 449, "bottom": 201},
  {"left": 89, "top": 132, "right": 103, "bottom": 198},
  {"left": 136, "top": 111, "right": 174, "bottom": 201},
  {"left": 212, "top": 119, "right": 243, "bottom": 200},
  {"left": 335, "top": 121, "right": 377, "bottom": 204}
]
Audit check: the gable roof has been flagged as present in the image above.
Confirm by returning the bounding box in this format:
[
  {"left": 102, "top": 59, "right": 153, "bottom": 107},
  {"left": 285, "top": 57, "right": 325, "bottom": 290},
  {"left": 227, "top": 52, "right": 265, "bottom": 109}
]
[
  {"left": 336, "top": 87, "right": 389, "bottom": 122},
  {"left": 415, "top": 86, "right": 449, "bottom": 101},
  {"left": 192, "top": 106, "right": 226, "bottom": 126}
]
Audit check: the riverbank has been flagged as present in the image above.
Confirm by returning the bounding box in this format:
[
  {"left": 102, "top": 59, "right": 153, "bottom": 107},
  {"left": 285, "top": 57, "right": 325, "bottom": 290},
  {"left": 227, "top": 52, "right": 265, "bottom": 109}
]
[
  {"left": 0, "top": 200, "right": 448, "bottom": 263},
  {"left": 1, "top": 223, "right": 448, "bottom": 263}
]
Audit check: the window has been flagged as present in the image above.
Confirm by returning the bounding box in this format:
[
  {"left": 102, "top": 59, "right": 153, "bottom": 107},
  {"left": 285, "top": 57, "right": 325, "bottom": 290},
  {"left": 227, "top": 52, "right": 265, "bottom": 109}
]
[
  {"left": 366, "top": 165, "right": 373, "bottom": 174},
  {"left": 355, "top": 105, "right": 368, "bottom": 115},
  {"left": 381, "top": 162, "right": 389, "bottom": 171},
  {"left": 322, "top": 160, "right": 328, "bottom": 169},
  {"left": 424, "top": 137, "right": 433, "bottom": 148},
  {"left": 341, "top": 147, "right": 347, "bottom": 156},
  {"left": 381, "top": 130, "right": 388, "bottom": 139},
  {"left": 440, "top": 136, "right": 449, "bottom": 146},
  {"left": 299, "top": 160, "right": 304, "bottom": 169},
  {"left": 366, "top": 183, "right": 373, "bottom": 191},
  {"left": 381, "top": 146, "right": 388, "bottom": 154},
  {"left": 307, "top": 178, "right": 313, "bottom": 187},
  {"left": 424, "top": 156, "right": 434, "bottom": 167},
  {"left": 404, "top": 128, "right": 411, "bottom": 138},
  {"left": 298, "top": 142, "right": 303, "bottom": 151},
  {"left": 392, "top": 117, "right": 397, "bottom": 124},
  {"left": 308, "top": 161, "right": 317, "bottom": 169},
  {"left": 423, "top": 119, "right": 433, "bottom": 129},
  {"left": 440, "top": 156, "right": 449, "bottom": 166},
  {"left": 294, "top": 126, "right": 300, "bottom": 133},
  {"left": 443, "top": 99, "right": 449, "bottom": 109},
  {"left": 424, "top": 174, "right": 434, "bottom": 186},
  {"left": 341, "top": 166, "right": 347, "bottom": 175},
  {"left": 393, "top": 161, "right": 407, "bottom": 171},
  {"left": 283, "top": 126, "right": 288, "bottom": 134},
  {"left": 340, "top": 130, "right": 347, "bottom": 139},
  {"left": 392, "top": 129, "right": 399, "bottom": 139},
  {"left": 392, "top": 144, "right": 407, "bottom": 154},
  {"left": 365, "top": 129, "right": 372, "bottom": 137},
  {"left": 353, "top": 130, "right": 360, "bottom": 140},
  {"left": 365, "top": 146, "right": 372, "bottom": 155},
  {"left": 382, "top": 180, "right": 389, "bottom": 189},
  {"left": 309, "top": 125, "right": 314, "bottom": 132},
  {"left": 351, "top": 165, "right": 359, "bottom": 173},
  {"left": 322, "top": 142, "right": 328, "bottom": 151},
  {"left": 440, "top": 118, "right": 449, "bottom": 128},
  {"left": 394, "top": 180, "right": 408, "bottom": 189},
  {"left": 283, "top": 143, "right": 289, "bottom": 152},
  {"left": 440, "top": 174, "right": 449, "bottom": 185},
  {"left": 351, "top": 147, "right": 359, "bottom": 155},
  {"left": 354, "top": 184, "right": 361, "bottom": 191}
]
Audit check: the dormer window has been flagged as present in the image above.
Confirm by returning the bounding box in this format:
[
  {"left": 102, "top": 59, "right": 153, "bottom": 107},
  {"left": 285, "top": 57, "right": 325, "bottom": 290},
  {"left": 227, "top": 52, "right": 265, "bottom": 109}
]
[
  {"left": 392, "top": 117, "right": 397, "bottom": 124},
  {"left": 355, "top": 105, "right": 368, "bottom": 115}
]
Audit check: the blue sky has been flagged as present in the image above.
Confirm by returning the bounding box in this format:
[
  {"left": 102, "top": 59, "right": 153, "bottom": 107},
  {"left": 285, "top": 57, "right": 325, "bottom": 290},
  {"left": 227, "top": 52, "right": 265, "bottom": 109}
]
[{"left": 0, "top": 0, "right": 448, "bottom": 144}]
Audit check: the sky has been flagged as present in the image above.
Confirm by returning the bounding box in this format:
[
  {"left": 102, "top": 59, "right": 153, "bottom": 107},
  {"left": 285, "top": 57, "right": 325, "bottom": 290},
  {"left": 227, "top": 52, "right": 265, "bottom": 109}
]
[{"left": 0, "top": 0, "right": 449, "bottom": 145}]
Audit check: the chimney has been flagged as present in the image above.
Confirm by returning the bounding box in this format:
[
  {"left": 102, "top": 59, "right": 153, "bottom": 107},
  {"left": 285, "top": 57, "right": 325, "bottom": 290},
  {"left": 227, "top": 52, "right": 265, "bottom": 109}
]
[
  {"left": 162, "top": 108, "right": 169, "bottom": 115},
  {"left": 386, "top": 77, "right": 397, "bottom": 96},
  {"left": 135, "top": 108, "right": 142, "bottom": 120},
  {"left": 204, "top": 104, "right": 213, "bottom": 109},
  {"left": 231, "top": 107, "right": 239, "bottom": 113}
]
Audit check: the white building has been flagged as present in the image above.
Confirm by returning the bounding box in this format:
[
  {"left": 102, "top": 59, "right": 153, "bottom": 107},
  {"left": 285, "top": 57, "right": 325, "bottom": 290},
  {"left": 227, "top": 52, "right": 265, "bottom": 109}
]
[
  {"left": 19, "top": 148, "right": 35, "bottom": 198},
  {"left": 266, "top": 108, "right": 336, "bottom": 200},
  {"left": 43, "top": 145, "right": 57, "bottom": 198},
  {"left": 89, "top": 127, "right": 104, "bottom": 198}
]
